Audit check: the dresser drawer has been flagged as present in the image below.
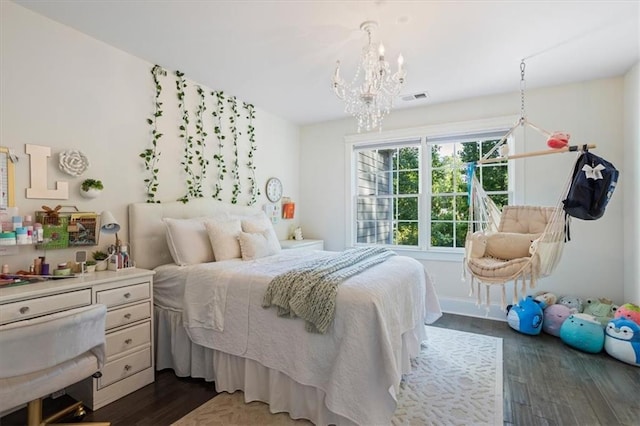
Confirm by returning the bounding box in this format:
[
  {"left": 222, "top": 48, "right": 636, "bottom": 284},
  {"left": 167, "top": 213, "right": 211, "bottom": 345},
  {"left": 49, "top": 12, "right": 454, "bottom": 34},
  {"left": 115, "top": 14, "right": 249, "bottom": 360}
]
[
  {"left": 98, "top": 346, "right": 151, "bottom": 389},
  {"left": 105, "top": 301, "right": 151, "bottom": 330},
  {"left": 0, "top": 289, "right": 91, "bottom": 324},
  {"left": 97, "top": 282, "right": 150, "bottom": 308},
  {"left": 105, "top": 321, "right": 151, "bottom": 359}
]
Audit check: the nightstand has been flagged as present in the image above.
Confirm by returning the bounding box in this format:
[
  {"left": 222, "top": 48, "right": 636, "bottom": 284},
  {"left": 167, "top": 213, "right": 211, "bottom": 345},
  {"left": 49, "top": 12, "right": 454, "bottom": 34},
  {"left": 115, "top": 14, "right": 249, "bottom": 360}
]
[{"left": 279, "top": 239, "right": 324, "bottom": 251}]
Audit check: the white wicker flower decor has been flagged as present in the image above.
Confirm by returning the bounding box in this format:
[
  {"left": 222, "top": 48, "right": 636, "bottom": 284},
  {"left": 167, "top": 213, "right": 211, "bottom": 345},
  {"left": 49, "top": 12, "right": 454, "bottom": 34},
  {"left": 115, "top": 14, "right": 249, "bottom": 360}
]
[{"left": 59, "top": 149, "right": 90, "bottom": 177}]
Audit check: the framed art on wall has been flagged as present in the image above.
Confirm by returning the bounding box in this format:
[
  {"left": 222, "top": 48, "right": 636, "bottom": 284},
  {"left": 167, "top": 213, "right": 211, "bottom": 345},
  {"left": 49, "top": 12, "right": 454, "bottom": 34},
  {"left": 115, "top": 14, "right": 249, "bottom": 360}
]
[{"left": 0, "top": 147, "right": 15, "bottom": 209}]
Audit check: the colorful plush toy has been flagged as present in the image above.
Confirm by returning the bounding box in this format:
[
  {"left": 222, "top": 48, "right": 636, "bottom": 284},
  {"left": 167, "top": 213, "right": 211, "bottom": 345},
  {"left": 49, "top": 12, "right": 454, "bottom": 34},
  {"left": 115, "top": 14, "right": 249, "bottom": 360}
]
[
  {"left": 546, "top": 131, "right": 570, "bottom": 149},
  {"left": 543, "top": 304, "right": 575, "bottom": 337},
  {"left": 506, "top": 295, "right": 544, "bottom": 335},
  {"left": 604, "top": 318, "right": 640, "bottom": 366},
  {"left": 583, "top": 298, "right": 618, "bottom": 327},
  {"left": 560, "top": 313, "right": 605, "bottom": 353},
  {"left": 558, "top": 295, "right": 585, "bottom": 313},
  {"left": 614, "top": 303, "right": 640, "bottom": 325},
  {"left": 534, "top": 291, "right": 557, "bottom": 307}
]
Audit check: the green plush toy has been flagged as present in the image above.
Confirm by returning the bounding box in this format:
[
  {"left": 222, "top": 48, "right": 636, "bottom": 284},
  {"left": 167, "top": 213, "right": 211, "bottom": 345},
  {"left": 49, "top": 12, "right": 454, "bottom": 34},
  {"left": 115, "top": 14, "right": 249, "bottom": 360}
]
[{"left": 583, "top": 298, "right": 618, "bottom": 327}]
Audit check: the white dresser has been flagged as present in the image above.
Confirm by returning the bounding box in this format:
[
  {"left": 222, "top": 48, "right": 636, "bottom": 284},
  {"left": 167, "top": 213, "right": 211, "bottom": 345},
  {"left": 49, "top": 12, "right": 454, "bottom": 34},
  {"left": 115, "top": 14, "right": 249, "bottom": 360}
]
[
  {"left": 0, "top": 268, "right": 155, "bottom": 410},
  {"left": 279, "top": 239, "right": 324, "bottom": 251}
]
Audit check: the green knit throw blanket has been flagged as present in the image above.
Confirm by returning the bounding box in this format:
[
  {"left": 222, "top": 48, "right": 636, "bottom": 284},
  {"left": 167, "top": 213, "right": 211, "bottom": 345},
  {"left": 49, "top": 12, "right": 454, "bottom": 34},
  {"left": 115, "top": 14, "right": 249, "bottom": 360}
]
[{"left": 262, "top": 247, "right": 396, "bottom": 333}]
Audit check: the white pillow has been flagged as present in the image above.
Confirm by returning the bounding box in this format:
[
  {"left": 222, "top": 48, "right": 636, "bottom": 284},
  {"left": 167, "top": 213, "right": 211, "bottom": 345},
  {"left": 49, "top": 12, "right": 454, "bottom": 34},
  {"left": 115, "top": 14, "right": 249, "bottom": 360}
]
[
  {"left": 241, "top": 213, "right": 281, "bottom": 254},
  {"left": 237, "top": 231, "right": 277, "bottom": 260},
  {"left": 163, "top": 218, "right": 214, "bottom": 266},
  {"left": 205, "top": 219, "right": 242, "bottom": 261},
  {"left": 485, "top": 232, "right": 540, "bottom": 260}
]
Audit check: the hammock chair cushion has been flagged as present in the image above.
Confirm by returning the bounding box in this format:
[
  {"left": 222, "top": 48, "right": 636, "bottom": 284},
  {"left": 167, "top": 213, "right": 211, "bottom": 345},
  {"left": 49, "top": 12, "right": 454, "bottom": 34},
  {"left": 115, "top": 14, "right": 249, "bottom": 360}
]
[
  {"left": 498, "top": 205, "right": 556, "bottom": 234},
  {"left": 467, "top": 255, "right": 538, "bottom": 280},
  {"left": 466, "top": 206, "right": 557, "bottom": 282},
  {"left": 484, "top": 232, "right": 540, "bottom": 260}
]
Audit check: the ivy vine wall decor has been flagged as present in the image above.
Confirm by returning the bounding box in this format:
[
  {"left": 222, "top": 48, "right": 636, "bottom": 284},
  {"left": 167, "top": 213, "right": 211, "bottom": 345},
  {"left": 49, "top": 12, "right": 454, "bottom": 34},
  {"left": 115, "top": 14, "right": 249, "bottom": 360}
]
[{"left": 140, "top": 64, "right": 260, "bottom": 205}]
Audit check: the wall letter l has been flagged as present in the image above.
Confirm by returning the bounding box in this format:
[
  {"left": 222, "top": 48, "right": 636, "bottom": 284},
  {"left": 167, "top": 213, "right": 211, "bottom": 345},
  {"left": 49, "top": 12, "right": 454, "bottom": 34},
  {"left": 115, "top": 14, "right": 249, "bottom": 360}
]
[{"left": 25, "top": 144, "right": 69, "bottom": 200}]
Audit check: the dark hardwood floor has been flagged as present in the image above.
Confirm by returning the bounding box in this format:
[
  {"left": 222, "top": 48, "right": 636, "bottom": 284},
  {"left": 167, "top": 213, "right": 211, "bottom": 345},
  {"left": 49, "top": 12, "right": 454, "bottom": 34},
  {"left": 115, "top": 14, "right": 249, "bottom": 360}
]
[
  {"left": 2, "top": 313, "right": 639, "bottom": 425},
  {"left": 432, "top": 314, "right": 640, "bottom": 426}
]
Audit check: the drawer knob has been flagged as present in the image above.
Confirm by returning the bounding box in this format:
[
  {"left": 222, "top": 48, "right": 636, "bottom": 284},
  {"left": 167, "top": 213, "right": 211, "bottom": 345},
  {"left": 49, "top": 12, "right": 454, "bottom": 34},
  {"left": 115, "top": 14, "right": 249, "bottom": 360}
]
[
  {"left": 124, "top": 313, "right": 132, "bottom": 319},
  {"left": 123, "top": 292, "right": 131, "bottom": 299},
  {"left": 19, "top": 306, "right": 30, "bottom": 314},
  {"left": 124, "top": 364, "right": 132, "bottom": 371},
  {"left": 125, "top": 338, "right": 133, "bottom": 345}
]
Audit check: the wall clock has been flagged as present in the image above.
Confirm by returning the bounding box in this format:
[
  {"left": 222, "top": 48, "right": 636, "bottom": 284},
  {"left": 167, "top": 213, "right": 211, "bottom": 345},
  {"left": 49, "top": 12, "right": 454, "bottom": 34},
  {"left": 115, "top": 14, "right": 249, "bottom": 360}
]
[{"left": 265, "top": 177, "right": 283, "bottom": 202}]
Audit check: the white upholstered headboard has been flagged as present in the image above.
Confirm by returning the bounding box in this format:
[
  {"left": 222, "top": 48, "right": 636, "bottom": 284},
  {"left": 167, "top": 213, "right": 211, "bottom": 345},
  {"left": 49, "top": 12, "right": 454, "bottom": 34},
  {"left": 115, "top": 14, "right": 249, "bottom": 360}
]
[{"left": 129, "top": 199, "right": 261, "bottom": 270}]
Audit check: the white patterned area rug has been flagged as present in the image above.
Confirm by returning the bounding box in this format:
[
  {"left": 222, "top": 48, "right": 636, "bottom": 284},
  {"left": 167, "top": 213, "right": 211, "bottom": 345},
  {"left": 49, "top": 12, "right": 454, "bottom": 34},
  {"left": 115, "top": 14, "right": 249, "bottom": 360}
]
[{"left": 172, "top": 326, "right": 503, "bottom": 426}]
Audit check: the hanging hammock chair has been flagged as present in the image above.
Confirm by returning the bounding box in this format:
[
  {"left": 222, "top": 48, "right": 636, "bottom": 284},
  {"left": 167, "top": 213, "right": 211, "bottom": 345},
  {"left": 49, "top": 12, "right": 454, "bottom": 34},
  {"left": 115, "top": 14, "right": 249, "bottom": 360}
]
[
  {"left": 463, "top": 167, "right": 568, "bottom": 310},
  {"left": 462, "top": 59, "right": 598, "bottom": 310},
  {"left": 462, "top": 117, "right": 596, "bottom": 310}
]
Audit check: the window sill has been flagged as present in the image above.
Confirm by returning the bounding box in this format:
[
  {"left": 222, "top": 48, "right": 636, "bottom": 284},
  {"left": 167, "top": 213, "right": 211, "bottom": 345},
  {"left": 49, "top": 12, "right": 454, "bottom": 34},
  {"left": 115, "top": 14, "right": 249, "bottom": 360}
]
[
  {"left": 351, "top": 244, "right": 464, "bottom": 262},
  {"left": 390, "top": 247, "right": 464, "bottom": 262}
]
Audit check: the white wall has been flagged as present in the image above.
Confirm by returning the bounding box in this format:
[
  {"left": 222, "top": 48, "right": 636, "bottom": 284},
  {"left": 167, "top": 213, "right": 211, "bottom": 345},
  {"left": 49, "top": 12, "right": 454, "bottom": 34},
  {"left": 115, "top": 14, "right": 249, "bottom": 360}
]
[
  {"left": 301, "top": 78, "right": 627, "bottom": 319},
  {"left": 623, "top": 62, "right": 640, "bottom": 305},
  {"left": 1, "top": 2, "right": 300, "bottom": 270},
  {"left": 3, "top": 1, "right": 634, "bottom": 319}
]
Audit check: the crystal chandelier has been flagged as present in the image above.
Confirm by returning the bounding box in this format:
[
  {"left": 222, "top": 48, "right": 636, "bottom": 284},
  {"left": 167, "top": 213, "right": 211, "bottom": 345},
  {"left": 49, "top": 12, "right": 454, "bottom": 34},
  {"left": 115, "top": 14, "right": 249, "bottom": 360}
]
[{"left": 332, "top": 21, "right": 406, "bottom": 132}]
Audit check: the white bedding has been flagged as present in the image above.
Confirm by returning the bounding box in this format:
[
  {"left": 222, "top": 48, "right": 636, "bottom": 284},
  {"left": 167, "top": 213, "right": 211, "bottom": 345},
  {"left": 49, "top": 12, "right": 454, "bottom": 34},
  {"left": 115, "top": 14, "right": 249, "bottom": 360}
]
[
  {"left": 130, "top": 199, "right": 442, "bottom": 425},
  {"left": 163, "top": 249, "right": 441, "bottom": 425}
]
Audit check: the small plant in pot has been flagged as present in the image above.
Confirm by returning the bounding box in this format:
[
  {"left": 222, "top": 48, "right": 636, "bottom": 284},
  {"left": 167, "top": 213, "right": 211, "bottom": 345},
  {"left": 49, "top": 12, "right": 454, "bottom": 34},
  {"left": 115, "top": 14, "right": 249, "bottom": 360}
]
[
  {"left": 85, "top": 259, "right": 97, "bottom": 273},
  {"left": 80, "top": 179, "right": 104, "bottom": 199},
  {"left": 92, "top": 250, "right": 109, "bottom": 271}
]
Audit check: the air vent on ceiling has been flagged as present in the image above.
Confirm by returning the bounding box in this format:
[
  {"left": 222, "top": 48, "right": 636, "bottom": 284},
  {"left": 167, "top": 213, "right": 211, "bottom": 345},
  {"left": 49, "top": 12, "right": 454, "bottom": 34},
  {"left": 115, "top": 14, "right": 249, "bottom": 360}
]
[{"left": 401, "top": 92, "right": 429, "bottom": 102}]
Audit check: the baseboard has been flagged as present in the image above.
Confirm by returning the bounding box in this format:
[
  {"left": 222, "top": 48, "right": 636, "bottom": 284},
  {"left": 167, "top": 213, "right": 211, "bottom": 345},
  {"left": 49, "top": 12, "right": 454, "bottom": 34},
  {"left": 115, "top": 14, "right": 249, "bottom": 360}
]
[{"left": 438, "top": 296, "right": 507, "bottom": 322}]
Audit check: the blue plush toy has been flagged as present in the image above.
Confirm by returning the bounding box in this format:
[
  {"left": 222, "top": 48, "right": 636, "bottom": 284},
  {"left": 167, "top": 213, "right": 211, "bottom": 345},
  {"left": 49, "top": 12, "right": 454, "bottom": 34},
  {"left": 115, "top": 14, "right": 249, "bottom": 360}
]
[
  {"left": 560, "top": 313, "right": 605, "bottom": 353},
  {"left": 604, "top": 318, "right": 640, "bottom": 367},
  {"left": 507, "top": 295, "right": 544, "bottom": 335}
]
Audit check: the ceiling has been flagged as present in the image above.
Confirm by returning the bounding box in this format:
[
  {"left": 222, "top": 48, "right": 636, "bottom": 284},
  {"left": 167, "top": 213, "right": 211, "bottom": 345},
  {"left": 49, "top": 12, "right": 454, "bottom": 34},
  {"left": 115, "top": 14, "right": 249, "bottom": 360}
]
[{"left": 13, "top": 0, "right": 640, "bottom": 126}]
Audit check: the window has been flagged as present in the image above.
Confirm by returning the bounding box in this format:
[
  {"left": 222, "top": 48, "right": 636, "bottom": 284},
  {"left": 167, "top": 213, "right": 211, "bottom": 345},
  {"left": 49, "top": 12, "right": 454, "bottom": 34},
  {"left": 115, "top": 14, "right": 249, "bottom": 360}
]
[
  {"left": 429, "top": 135, "right": 509, "bottom": 250},
  {"left": 355, "top": 141, "right": 421, "bottom": 246},
  {"left": 347, "top": 118, "right": 515, "bottom": 259}
]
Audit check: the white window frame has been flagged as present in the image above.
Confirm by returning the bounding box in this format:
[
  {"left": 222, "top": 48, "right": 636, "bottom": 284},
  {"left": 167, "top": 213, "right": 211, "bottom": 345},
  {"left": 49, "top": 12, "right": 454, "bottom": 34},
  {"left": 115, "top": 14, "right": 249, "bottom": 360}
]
[
  {"left": 353, "top": 139, "right": 422, "bottom": 247},
  {"left": 344, "top": 116, "right": 523, "bottom": 262}
]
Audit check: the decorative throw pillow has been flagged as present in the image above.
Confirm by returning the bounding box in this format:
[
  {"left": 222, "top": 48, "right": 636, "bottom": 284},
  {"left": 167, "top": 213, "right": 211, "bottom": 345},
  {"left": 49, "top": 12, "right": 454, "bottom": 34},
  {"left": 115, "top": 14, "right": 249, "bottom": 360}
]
[
  {"left": 163, "top": 218, "right": 214, "bottom": 266},
  {"left": 484, "top": 232, "right": 540, "bottom": 260},
  {"left": 241, "top": 213, "right": 281, "bottom": 254},
  {"left": 467, "top": 231, "right": 487, "bottom": 258},
  {"left": 205, "top": 219, "right": 242, "bottom": 261},
  {"left": 237, "top": 231, "right": 276, "bottom": 260}
]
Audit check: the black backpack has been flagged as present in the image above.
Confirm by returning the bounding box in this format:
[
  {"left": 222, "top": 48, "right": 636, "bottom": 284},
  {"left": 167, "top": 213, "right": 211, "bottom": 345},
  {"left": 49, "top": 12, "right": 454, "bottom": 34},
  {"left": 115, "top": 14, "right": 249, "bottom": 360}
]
[{"left": 563, "top": 149, "right": 619, "bottom": 221}]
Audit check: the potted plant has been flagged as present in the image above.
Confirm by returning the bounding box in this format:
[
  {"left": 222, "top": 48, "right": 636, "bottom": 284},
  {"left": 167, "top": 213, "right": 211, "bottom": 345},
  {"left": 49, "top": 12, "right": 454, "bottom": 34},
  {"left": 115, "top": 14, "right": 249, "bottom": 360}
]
[
  {"left": 85, "top": 259, "right": 97, "bottom": 273},
  {"left": 92, "top": 250, "right": 109, "bottom": 271},
  {"left": 80, "top": 179, "right": 104, "bottom": 199}
]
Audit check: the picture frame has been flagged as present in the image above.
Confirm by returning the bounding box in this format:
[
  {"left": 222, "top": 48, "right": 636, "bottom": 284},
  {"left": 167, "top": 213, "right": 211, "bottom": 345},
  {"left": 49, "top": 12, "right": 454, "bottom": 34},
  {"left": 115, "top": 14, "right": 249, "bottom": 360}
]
[{"left": 0, "top": 146, "right": 15, "bottom": 210}]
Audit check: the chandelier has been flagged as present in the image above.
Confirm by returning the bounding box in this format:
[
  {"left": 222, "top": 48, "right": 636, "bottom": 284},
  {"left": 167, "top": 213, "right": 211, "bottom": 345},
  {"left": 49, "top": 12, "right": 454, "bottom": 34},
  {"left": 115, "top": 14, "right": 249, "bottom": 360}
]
[{"left": 332, "top": 21, "right": 406, "bottom": 132}]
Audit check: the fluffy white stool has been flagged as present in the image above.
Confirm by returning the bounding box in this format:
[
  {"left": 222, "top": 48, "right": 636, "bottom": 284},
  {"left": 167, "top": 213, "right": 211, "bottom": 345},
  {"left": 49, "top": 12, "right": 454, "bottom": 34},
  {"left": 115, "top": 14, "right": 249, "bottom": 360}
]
[{"left": 0, "top": 304, "right": 110, "bottom": 426}]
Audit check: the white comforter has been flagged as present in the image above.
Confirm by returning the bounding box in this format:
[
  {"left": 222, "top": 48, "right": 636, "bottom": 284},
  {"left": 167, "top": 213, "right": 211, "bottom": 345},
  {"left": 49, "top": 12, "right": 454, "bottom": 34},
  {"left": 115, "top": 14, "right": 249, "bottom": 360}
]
[{"left": 182, "top": 250, "right": 441, "bottom": 425}]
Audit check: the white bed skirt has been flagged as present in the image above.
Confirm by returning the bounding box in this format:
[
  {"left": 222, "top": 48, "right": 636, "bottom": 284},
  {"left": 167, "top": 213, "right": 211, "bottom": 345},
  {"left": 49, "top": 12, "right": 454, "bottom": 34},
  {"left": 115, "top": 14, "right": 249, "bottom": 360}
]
[{"left": 155, "top": 306, "right": 424, "bottom": 425}]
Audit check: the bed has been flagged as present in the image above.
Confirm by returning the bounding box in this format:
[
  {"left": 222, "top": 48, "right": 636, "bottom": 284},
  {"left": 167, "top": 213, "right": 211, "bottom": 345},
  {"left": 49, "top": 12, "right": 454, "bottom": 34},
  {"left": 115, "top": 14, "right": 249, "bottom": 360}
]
[{"left": 129, "top": 199, "right": 442, "bottom": 425}]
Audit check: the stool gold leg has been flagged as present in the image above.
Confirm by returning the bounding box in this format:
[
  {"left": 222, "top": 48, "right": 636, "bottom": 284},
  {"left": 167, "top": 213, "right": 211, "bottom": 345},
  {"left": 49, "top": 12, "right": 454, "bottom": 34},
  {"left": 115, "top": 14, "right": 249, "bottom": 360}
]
[
  {"left": 56, "top": 424, "right": 110, "bottom": 426},
  {"left": 26, "top": 399, "right": 42, "bottom": 426},
  {"left": 26, "top": 397, "right": 110, "bottom": 426},
  {"left": 41, "top": 401, "right": 83, "bottom": 424}
]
